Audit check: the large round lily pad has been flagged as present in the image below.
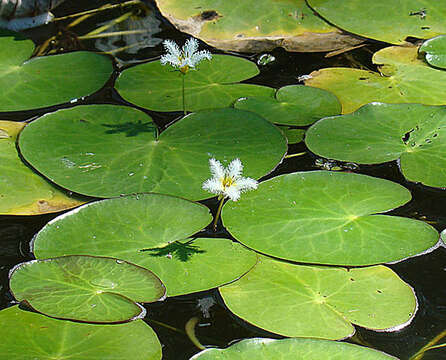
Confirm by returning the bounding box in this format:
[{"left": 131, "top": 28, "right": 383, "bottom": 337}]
[
  {"left": 115, "top": 54, "right": 274, "bottom": 112},
  {"left": 219, "top": 257, "right": 417, "bottom": 339},
  {"left": 0, "top": 30, "right": 113, "bottom": 112},
  {"left": 305, "top": 103, "right": 446, "bottom": 188},
  {"left": 190, "top": 338, "right": 397, "bottom": 359},
  {"left": 18, "top": 105, "right": 286, "bottom": 199},
  {"left": 222, "top": 171, "right": 438, "bottom": 266},
  {"left": 234, "top": 85, "right": 341, "bottom": 126},
  {"left": 0, "top": 306, "right": 162, "bottom": 360},
  {"left": 307, "top": 0, "right": 446, "bottom": 45},
  {"left": 9, "top": 255, "right": 166, "bottom": 323},
  {"left": 305, "top": 46, "right": 446, "bottom": 114},
  {"left": 0, "top": 120, "right": 85, "bottom": 215},
  {"left": 154, "top": 0, "right": 363, "bottom": 52},
  {"left": 419, "top": 35, "right": 446, "bottom": 69},
  {"left": 32, "top": 194, "right": 258, "bottom": 297}
]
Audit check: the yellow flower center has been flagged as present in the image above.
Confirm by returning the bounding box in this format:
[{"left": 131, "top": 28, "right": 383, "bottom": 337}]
[{"left": 222, "top": 176, "right": 234, "bottom": 189}]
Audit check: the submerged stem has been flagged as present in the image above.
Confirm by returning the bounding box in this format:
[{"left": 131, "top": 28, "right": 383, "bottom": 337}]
[{"left": 212, "top": 196, "right": 225, "bottom": 231}]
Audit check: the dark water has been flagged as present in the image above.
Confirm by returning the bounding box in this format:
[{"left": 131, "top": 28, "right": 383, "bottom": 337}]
[{"left": 1, "top": 1, "right": 445, "bottom": 359}]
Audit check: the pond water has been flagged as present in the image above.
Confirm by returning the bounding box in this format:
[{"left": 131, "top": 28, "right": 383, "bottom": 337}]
[{"left": 1, "top": 1, "right": 445, "bottom": 359}]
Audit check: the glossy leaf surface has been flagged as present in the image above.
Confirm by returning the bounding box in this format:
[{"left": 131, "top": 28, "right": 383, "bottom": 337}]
[{"left": 419, "top": 35, "right": 446, "bottom": 69}]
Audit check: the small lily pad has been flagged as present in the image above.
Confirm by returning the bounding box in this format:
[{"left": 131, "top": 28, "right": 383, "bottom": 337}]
[
  {"left": 219, "top": 256, "right": 417, "bottom": 339},
  {"left": 0, "top": 30, "right": 113, "bottom": 112},
  {"left": 419, "top": 35, "right": 446, "bottom": 69},
  {"left": 307, "top": 0, "right": 446, "bottom": 45},
  {"left": 115, "top": 54, "right": 274, "bottom": 112},
  {"left": 305, "top": 103, "right": 446, "bottom": 188},
  {"left": 222, "top": 171, "right": 438, "bottom": 265},
  {"left": 18, "top": 105, "right": 286, "bottom": 199},
  {"left": 32, "top": 194, "right": 257, "bottom": 297},
  {"left": 234, "top": 85, "right": 341, "bottom": 126},
  {"left": 0, "top": 306, "right": 162, "bottom": 360},
  {"left": 190, "top": 337, "right": 397, "bottom": 359},
  {"left": 0, "top": 120, "right": 85, "bottom": 215},
  {"left": 9, "top": 255, "right": 166, "bottom": 322},
  {"left": 277, "top": 126, "right": 305, "bottom": 144},
  {"left": 305, "top": 46, "right": 446, "bottom": 114}
]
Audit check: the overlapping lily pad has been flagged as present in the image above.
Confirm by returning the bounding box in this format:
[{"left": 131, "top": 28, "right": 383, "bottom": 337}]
[
  {"left": 0, "top": 306, "right": 162, "bottom": 360},
  {"left": 9, "top": 255, "right": 165, "bottom": 322},
  {"left": 305, "top": 46, "right": 446, "bottom": 113},
  {"left": 18, "top": 105, "right": 286, "bottom": 199},
  {"left": 154, "top": 0, "right": 363, "bottom": 52},
  {"left": 222, "top": 171, "right": 438, "bottom": 265},
  {"left": 305, "top": 103, "right": 446, "bottom": 188},
  {"left": 0, "top": 120, "right": 85, "bottom": 215},
  {"left": 32, "top": 194, "right": 258, "bottom": 297},
  {"left": 116, "top": 55, "right": 274, "bottom": 112},
  {"left": 234, "top": 85, "right": 341, "bottom": 126},
  {"left": 0, "top": 30, "right": 113, "bottom": 112},
  {"left": 419, "top": 35, "right": 446, "bottom": 69},
  {"left": 278, "top": 126, "right": 305, "bottom": 144},
  {"left": 307, "top": 0, "right": 446, "bottom": 45},
  {"left": 219, "top": 257, "right": 417, "bottom": 339},
  {"left": 190, "top": 338, "right": 397, "bottom": 359}
]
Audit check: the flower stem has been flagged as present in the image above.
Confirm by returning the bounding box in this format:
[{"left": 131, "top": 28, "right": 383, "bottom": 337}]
[
  {"left": 212, "top": 196, "right": 225, "bottom": 231},
  {"left": 182, "top": 74, "right": 186, "bottom": 115}
]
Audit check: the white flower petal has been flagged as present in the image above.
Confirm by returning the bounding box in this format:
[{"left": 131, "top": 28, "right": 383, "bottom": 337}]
[
  {"left": 225, "top": 185, "right": 241, "bottom": 201},
  {"left": 227, "top": 158, "right": 243, "bottom": 179},
  {"left": 163, "top": 39, "right": 181, "bottom": 58},
  {"left": 235, "top": 177, "right": 258, "bottom": 192},
  {"left": 202, "top": 178, "right": 224, "bottom": 194},
  {"left": 209, "top": 158, "right": 225, "bottom": 179},
  {"left": 189, "top": 50, "right": 212, "bottom": 67},
  {"left": 160, "top": 54, "right": 180, "bottom": 67},
  {"left": 183, "top": 38, "right": 199, "bottom": 58}
]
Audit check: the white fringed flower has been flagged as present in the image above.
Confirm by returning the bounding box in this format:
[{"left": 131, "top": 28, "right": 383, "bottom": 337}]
[
  {"left": 160, "top": 37, "right": 212, "bottom": 74},
  {"left": 202, "top": 158, "right": 258, "bottom": 201}
]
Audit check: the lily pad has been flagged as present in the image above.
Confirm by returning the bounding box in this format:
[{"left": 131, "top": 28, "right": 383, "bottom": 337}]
[
  {"left": 278, "top": 126, "right": 305, "bottom": 144},
  {"left": 0, "top": 306, "right": 162, "bottom": 360},
  {"left": 9, "top": 255, "right": 166, "bottom": 322},
  {"left": 190, "top": 337, "right": 397, "bottom": 359},
  {"left": 305, "top": 46, "right": 446, "bottom": 114},
  {"left": 0, "top": 30, "right": 113, "bottom": 112},
  {"left": 307, "top": 0, "right": 446, "bottom": 45},
  {"left": 305, "top": 103, "right": 446, "bottom": 188},
  {"left": 419, "top": 35, "right": 446, "bottom": 69},
  {"left": 154, "top": 0, "right": 363, "bottom": 52},
  {"left": 0, "top": 120, "right": 85, "bottom": 215},
  {"left": 18, "top": 105, "right": 286, "bottom": 199},
  {"left": 115, "top": 54, "right": 274, "bottom": 112},
  {"left": 219, "top": 256, "right": 417, "bottom": 339},
  {"left": 222, "top": 171, "right": 438, "bottom": 265},
  {"left": 32, "top": 194, "right": 258, "bottom": 297},
  {"left": 234, "top": 85, "right": 341, "bottom": 126}
]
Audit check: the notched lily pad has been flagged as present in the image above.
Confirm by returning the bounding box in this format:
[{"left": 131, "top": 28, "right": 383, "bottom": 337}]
[
  {"left": 190, "top": 337, "right": 397, "bottom": 359},
  {"left": 219, "top": 257, "right": 417, "bottom": 340},
  {"left": 155, "top": 0, "right": 363, "bottom": 52},
  {"left": 419, "top": 35, "right": 446, "bottom": 69},
  {"left": 0, "top": 306, "right": 162, "bottom": 360},
  {"left": 305, "top": 103, "right": 446, "bottom": 188},
  {"left": 222, "top": 171, "right": 438, "bottom": 265},
  {"left": 234, "top": 85, "right": 341, "bottom": 126},
  {"left": 0, "top": 120, "right": 85, "bottom": 215},
  {"left": 18, "top": 105, "right": 286, "bottom": 199},
  {"left": 32, "top": 194, "right": 257, "bottom": 297},
  {"left": 306, "top": 46, "right": 446, "bottom": 114},
  {"left": 0, "top": 29, "right": 113, "bottom": 112},
  {"left": 116, "top": 54, "right": 274, "bottom": 112},
  {"left": 9, "top": 255, "right": 166, "bottom": 323}
]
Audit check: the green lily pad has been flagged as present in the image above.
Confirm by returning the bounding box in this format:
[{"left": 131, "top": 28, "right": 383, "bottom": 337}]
[
  {"left": 305, "top": 46, "right": 446, "bottom": 114},
  {"left": 234, "top": 85, "right": 341, "bottom": 126},
  {"left": 222, "top": 171, "right": 438, "bottom": 266},
  {"left": 278, "top": 126, "right": 305, "bottom": 144},
  {"left": 0, "top": 30, "right": 113, "bottom": 112},
  {"left": 0, "top": 306, "right": 162, "bottom": 360},
  {"left": 32, "top": 194, "right": 258, "bottom": 297},
  {"left": 9, "top": 255, "right": 166, "bottom": 323},
  {"left": 190, "top": 338, "right": 397, "bottom": 359},
  {"left": 18, "top": 105, "right": 286, "bottom": 199},
  {"left": 0, "top": 120, "right": 85, "bottom": 215},
  {"left": 307, "top": 0, "right": 446, "bottom": 45},
  {"left": 305, "top": 103, "right": 446, "bottom": 188},
  {"left": 154, "top": 0, "right": 363, "bottom": 52},
  {"left": 115, "top": 54, "right": 274, "bottom": 112},
  {"left": 419, "top": 35, "right": 446, "bottom": 69},
  {"left": 219, "top": 256, "right": 417, "bottom": 339}
]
